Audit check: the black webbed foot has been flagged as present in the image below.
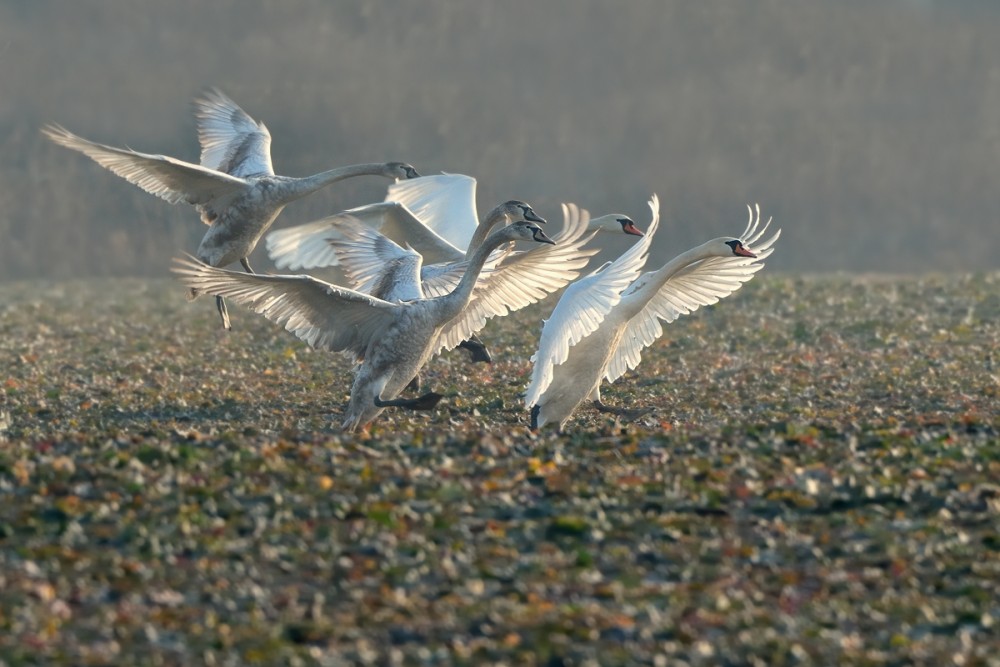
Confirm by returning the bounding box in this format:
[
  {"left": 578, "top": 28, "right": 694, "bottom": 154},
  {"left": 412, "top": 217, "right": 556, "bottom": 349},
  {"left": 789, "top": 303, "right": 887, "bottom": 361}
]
[
  {"left": 458, "top": 336, "right": 492, "bottom": 364},
  {"left": 530, "top": 404, "right": 541, "bottom": 431}
]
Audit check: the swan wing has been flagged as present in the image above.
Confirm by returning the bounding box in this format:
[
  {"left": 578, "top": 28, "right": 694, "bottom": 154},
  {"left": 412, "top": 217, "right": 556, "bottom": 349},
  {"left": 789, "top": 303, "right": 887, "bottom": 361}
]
[
  {"left": 524, "top": 195, "right": 661, "bottom": 407},
  {"left": 266, "top": 202, "right": 464, "bottom": 270},
  {"left": 384, "top": 173, "right": 478, "bottom": 250},
  {"left": 42, "top": 124, "right": 247, "bottom": 208},
  {"left": 604, "top": 209, "right": 780, "bottom": 384},
  {"left": 193, "top": 88, "right": 274, "bottom": 178},
  {"left": 433, "top": 201, "right": 600, "bottom": 356},
  {"left": 324, "top": 219, "right": 425, "bottom": 301},
  {"left": 171, "top": 257, "right": 398, "bottom": 360}
]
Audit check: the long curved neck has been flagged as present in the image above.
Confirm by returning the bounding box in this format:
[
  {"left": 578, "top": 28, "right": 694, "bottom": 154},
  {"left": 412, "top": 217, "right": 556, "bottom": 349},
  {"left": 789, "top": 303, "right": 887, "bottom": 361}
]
[
  {"left": 464, "top": 204, "right": 509, "bottom": 258},
  {"left": 617, "top": 243, "right": 718, "bottom": 321},
  {"left": 279, "top": 163, "right": 387, "bottom": 204},
  {"left": 437, "top": 230, "right": 510, "bottom": 320}
]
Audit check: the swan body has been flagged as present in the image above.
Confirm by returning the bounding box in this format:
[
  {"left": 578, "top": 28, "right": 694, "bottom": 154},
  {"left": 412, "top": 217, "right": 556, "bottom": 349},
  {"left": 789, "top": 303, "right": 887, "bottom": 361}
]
[
  {"left": 526, "top": 198, "right": 780, "bottom": 431},
  {"left": 43, "top": 89, "right": 419, "bottom": 328},
  {"left": 172, "top": 220, "right": 555, "bottom": 432},
  {"left": 265, "top": 173, "right": 552, "bottom": 271}
]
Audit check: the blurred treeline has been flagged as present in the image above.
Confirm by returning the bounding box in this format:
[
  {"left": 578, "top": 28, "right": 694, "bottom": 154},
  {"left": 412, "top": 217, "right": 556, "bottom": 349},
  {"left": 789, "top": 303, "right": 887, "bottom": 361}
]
[{"left": 1, "top": 0, "right": 998, "bottom": 280}]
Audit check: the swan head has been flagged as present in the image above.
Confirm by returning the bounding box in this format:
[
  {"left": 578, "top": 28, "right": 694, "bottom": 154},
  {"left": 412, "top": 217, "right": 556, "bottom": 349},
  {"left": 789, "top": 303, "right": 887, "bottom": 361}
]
[
  {"left": 589, "top": 214, "right": 644, "bottom": 236},
  {"left": 492, "top": 200, "right": 547, "bottom": 225},
  {"left": 504, "top": 220, "right": 556, "bottom": 245},
  {"left": 384, "top": 162, "right": 421, "bottom": 181},
  {"left": 721, "top": 238, "right": 757, "bottom": 258}
]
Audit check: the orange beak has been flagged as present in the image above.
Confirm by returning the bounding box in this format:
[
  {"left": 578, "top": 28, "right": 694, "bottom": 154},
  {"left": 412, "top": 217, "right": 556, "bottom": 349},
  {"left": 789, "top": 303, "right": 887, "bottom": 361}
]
[{"left": 623, "top": 221, "right": 644, "bottom": 236}]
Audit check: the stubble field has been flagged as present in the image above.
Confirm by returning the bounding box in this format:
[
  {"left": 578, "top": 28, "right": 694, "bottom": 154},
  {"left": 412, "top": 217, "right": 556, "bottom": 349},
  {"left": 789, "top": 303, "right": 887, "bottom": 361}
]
[{"left": 1, "top": 273, "right": 998, "bottom": 665}]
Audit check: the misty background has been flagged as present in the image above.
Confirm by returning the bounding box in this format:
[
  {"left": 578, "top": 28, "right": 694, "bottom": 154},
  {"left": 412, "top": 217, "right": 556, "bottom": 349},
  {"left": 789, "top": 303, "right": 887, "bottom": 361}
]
[{"left": 1, "top": 0, "right": 997, "bottom": 281}]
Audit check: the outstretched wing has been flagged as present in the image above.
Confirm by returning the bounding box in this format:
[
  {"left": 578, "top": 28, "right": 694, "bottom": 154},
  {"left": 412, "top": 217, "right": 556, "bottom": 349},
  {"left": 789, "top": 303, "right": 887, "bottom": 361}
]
[
  {"left": 524, "top": 195, "right": 661, "bottom": 407},
  {"left": 42, "top": 124, "right": 247, "bottom": 209},
  {"left": 325, "top": 219, "right": 425, "bottom": 302},
  {"left": 604, "top": 204, "right": 780, "bottom": 384},
  {"left": 193, "top": 88, "right": 274, "bottom": 178},
  {"left": 171, "top": 257, "right": 399, "bottom": 360},
  {"left": 384, "top": 173, "right": 479, "bottom": 251},
  {"left": 266, "top": 202, "right": 464, "bottom": 270}
]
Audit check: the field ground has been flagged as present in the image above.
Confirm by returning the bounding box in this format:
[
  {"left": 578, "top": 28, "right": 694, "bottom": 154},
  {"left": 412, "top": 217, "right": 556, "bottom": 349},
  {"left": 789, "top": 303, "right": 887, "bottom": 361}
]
[{"left": 1, "top": 273, "right": 999, "bottom": 665}]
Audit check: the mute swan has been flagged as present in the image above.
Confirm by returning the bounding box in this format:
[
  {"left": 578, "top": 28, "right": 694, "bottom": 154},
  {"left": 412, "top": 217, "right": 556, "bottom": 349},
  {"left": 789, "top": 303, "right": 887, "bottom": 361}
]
[
  {"left": 172, "top": 220, "right": 556, "bottom": 433},
  {"left": 526, "top": 197, "right": 780, "bottom": 431},
  {"left": 42, "top": 88, "right": 419, "bottom": 329},
  {"left": 265, "top": 174, "right": 560, "bottom": 271}
]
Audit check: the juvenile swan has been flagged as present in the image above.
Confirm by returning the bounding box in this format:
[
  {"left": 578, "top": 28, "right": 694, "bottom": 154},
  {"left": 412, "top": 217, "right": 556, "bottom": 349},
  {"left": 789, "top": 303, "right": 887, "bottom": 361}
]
[
  {"left": 526, "top": 197, "right": 780, "bottom": 431},
  {"left": 173, "top": 220, "right": 556, "bottom": 433},
  {"left": 43, "top": 89, "right": 419, "bottom": 329}
]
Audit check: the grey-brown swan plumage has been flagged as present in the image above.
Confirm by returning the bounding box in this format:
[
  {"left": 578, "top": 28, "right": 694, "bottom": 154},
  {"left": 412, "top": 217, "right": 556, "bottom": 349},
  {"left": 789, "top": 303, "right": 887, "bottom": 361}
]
[
  {"left": 42, "top": 89, "right": 419, "bottom": 329},
  {"left": 172, "top": 220, "right": 556, "bottom": 433}
]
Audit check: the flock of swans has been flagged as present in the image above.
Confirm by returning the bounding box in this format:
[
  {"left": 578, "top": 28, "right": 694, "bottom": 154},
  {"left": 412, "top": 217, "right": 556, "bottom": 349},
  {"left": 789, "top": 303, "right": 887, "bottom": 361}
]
[{"left": 45, "top": 89, "right": 780, "bottom": 433}]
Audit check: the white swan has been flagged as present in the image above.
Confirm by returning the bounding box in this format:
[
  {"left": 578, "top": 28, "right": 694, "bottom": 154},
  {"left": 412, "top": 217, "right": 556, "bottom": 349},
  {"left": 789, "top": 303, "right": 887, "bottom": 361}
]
[
  {"left": 42, "top": 88, "right": 419, "bottom": 329},
  {"left": 526, "top": 197, "right": 780, "bottom": 431},
  {"left": 172, "top": 220, "right": 556, "bottom": 433},
  {"left": 265, "top": 172, "right": 644, "bottom": 271}
]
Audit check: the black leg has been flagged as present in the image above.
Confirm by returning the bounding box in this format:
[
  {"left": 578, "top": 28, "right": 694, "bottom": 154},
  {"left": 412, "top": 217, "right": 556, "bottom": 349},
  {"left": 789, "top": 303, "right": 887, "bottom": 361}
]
[
  {"left": 457, "top": 335, "right": 492, "bottom": 364},
  {"left": 405, "top": 374, "right": 421, "bottom": 393},
  {"left": 374, "top": 392, "right": 444, "bottom": 411},
  {"left": 530, "top": 405, "right": 541, "bottom": 430},
  {"left": 216, "top": 295, "right": 231, "bottom": 331},
  {"left": 240, "top": 257, "right": 254, "bottom": 274}
]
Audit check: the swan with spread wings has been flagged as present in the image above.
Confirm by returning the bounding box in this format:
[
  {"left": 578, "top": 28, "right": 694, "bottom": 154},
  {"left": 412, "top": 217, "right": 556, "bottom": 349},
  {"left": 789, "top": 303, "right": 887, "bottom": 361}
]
[{"left": 526, "top": 196, "right": 780, "bottom": 431}]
